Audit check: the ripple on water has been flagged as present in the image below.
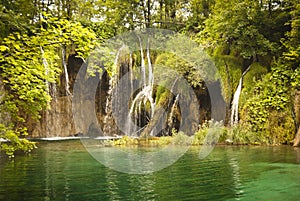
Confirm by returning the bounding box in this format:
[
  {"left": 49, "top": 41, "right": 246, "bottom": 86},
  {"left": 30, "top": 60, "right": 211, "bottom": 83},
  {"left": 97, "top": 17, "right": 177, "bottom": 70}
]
[{"left": 1, "top": 143, "right": 300, "bottom": 200}]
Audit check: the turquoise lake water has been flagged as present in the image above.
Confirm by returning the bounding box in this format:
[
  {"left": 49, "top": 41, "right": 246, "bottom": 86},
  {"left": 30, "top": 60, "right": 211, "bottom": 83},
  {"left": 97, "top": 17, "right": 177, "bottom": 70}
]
[{"left": 1, "top": 141, "right": 300, "bottom": 200}]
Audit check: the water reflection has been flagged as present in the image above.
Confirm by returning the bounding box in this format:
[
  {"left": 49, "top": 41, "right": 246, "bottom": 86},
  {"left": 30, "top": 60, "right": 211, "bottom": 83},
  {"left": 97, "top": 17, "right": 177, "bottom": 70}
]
[
  {"left": 228, "top": 157, "right": 244, "bottom": 197},
  {"left": 1, "top": 142, "right": 300, "bottom": 200},
  {"left": 104, "top": 169, "right": 120, "bottom": 201},
  {"left": 293, "top": 147, "right": 300, "bottom": 163}
]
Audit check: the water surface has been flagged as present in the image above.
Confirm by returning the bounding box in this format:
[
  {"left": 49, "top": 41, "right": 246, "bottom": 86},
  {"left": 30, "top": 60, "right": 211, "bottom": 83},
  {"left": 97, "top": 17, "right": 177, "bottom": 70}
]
[{"left": 1, "top": 141, "right": 300, "bottom": 200}]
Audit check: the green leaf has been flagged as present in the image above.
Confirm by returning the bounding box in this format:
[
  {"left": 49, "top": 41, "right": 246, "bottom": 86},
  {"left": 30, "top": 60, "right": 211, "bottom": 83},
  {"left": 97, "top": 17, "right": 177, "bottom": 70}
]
[{"left": 0, "top": 45, "right": 9, "bottom": 51}]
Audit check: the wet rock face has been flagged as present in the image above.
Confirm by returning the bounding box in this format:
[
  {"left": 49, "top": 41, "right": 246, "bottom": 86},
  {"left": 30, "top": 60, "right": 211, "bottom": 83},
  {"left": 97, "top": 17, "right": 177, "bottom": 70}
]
[
  {"left": 27, "top": 96, "right": 76, "bottom": 138},
  {"left": 26, "top": 54, "right": 109, "bottom": 138},
  {"left": 59, "top": 54, "right": 84, "bottom": 96},
  {"left": 25, "top": 52, "right": 215, "bottom": 138},
  {"left": 26, "top": 54, "right": 80, "bottom": 138}
]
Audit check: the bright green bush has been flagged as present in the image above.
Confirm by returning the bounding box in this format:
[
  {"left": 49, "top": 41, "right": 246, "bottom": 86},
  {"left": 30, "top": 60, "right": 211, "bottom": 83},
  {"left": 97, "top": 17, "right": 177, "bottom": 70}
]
[
  {"left": 0, "top": 124, "right": 36, "bottom": 157},
  {"left": 240, "top": 62, "right": 296, "bottom": 145}
]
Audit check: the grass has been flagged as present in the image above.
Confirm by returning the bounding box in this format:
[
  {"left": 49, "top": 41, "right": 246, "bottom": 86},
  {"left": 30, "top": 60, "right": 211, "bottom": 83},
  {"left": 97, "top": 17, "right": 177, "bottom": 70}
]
[{"left": 103, "top": 120, "right": 293, "bottom": 147}]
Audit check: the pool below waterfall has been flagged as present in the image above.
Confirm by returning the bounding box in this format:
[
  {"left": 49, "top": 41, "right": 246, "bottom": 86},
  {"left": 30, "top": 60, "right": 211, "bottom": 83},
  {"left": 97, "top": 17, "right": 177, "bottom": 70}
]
[{"left": 1, "top": 141, "right": 300, "bottom": 200}]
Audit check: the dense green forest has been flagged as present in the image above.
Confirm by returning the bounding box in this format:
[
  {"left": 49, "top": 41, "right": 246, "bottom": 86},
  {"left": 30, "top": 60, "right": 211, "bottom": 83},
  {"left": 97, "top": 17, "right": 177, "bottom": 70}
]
[{"left": 0, "top": 0, "right": 300, "bottom": 156}]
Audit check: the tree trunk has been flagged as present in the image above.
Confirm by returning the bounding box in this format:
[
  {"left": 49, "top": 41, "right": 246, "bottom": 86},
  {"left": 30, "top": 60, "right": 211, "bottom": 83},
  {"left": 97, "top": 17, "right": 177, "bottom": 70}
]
[
  {"left": 147, "top": 0, "right": 151, "bottom": 28},
  {"left": 293, "top": 90, "right": 300, "bottom": 146},
  {"left": 159, "top": 0, "right": 163, "bottom": 28}
]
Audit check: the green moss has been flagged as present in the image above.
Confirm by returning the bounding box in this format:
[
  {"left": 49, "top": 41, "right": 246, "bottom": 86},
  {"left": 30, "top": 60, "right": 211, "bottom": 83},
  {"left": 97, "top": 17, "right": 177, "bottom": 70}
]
[
  {"left": 155, "top": 85, "right": 167, "bottom": 103},
  {"left": 157, "top": 90, "right": 171, "bottom": 106}
]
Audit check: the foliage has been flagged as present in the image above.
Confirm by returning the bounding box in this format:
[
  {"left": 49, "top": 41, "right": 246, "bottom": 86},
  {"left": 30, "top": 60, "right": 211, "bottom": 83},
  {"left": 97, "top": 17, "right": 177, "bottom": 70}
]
[
  {"left": 239, "top": 63, "right": 269, "bottom": 108},
  {"left": 192, "top": 121, "right": 210, "bottom": 145},
  {"left": 110, "top": 135, "right": 171, "bottom": 147},
  {"left": 282, "top": 2, "right": 300, "bottom": 70},
  {"left": 192, "top": 120, "right": 227, "bottom": 145},
  {"left": 112, "top": 136, "right": 139, "bottom": 146},
  {"left": 111, "top": 129, "right": 193, "bottom": 147},
  {"left": 200, "top": 0, "right": 280, "bottom": 59},
  {"left": 221, "top": 125, "right": 264, "bottom": 145},
  {"left": 171, "top": 129, "right": 193, "bottom": 146},
  {"left": 198, "top": 0, "right": 293, "bottom": 112},
  {"left": 0, "top": 16, "right": 97, "bottom": 156},
  {"left": 184, "top": 0, "right": 215, "bottom": 33},
  {"left": 212, "top": 52, "right": 244, "bottom": 103},
  {"left": 0, "top": 0, "right": 36, "bottom": 39},
  {"left": 0, "top": 124, "right": 36, "bottom": 157},
  {"left": 155, "top": 39, "right": 215, "bottom": 90},
  {"left": 0, "top": 0, "right": 300, "bottom": 153},
  {"left": 240, "top": 62, "right": 295, "bottom": 144},
  {"left": 234, "top": 1, "right": 299, "bottom": 145}
]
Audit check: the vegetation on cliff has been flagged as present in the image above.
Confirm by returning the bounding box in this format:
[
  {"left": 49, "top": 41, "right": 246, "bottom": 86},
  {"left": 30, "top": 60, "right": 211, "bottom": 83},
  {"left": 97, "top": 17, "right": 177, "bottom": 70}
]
[{"left": 0, "top": 0, "right": 300, "bottom": 156}]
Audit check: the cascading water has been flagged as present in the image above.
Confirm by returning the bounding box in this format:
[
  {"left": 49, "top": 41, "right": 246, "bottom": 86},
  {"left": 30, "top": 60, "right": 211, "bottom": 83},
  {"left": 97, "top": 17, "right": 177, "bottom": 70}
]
[
  {"left": 128, "top": 36, "right": 155, "bottom": 136},
  {"left": 147, "top": 37, "right": 153, "bottom": 87},
  {"left": 124, "top": 52, "right": 134, "bottom": 135},
  {"left": 230, "top": 78, "right": 242, "bottom": 126},
  {"left": 62, "top": 47, "right": 71, "bottom": 96},
  {"left": 103, "top": 46, "right": 123, "bottom": 136},
  {"left": 40, "top": 46, "right": 50, "bottom": 94},
  {"left": 138, "top": 36, "right": 146, "bottom": 87},
  {"left": 40, "top": 46, "right": 51, "bottom": 136},
  {"left": 167, "top": 94, "right": 180, "bottom": 129},
  {"left": 230, "top": 66, "right": 251, "bottom": 126},
  {"left": 129, "top": 51, "right": 134, "bottom": 94},
  {"left": 29, "top": 50, "right": 81, "bottom": 138}
]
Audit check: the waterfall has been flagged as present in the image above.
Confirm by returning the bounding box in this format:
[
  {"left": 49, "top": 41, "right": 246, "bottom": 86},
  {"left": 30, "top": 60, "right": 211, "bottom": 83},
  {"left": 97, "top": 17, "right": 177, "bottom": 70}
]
[
  {"left": 128, "top": 36, "right": 155, "bottom": 136},
  {"left": 138, "top": 36, "right": 146, "bottom": 87},
  {"left": 168, "top": 94, "right": 180, "bottom": 128},
  {"left": 129, "top": 51, "right": 134, "bottom": 94},
  {"left": 62, "top": 47, "right": 71, "bottom": 96},
  {"left": 103, "top": 76, "right": 114, "bottom": 136},
  {"left": 230, "top": 78, "right": 242, "bottom": 126},
  {"left": 114, "top": 46, "right": 122, "bottom": 71},
  {"left": 147, "top": 37, "right": 153, "bottom": 87},
  {"left": 40, "top": 46, "right": 50, "bottom": 135},
  {"left": 230, "top": 66, "right": 251, "bottom": 126},
  {"left": 166, "top": 78, "right": 180, "bottom": 131},
  {"left": 40, "top": 47, "right": 50, "bottom": 94},
  {"left": 125, "top": 52, "right": 134, "bottom": 136},
  {"left": 50, "top": 83, "right": 57, "bottom": 102},
  {"left": 129, "top": 86, "right": 155, "bottom": 118},
  {"left": 103, "top": 46, "right": 123, "bottom": 136}
]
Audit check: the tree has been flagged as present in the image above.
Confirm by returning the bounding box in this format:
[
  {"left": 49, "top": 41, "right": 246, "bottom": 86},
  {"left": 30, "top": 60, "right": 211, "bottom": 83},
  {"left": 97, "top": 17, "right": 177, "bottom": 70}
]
[
  {"left": 0, "top": 15, "right": 97, "bottom": 156},
  {"left": 198, "top": 0, "right": 292, "bottom": 124},
  {"left": 201, "top": 0, "right": 278, "bottom": 60},
  {"left": 238, "top": 0, "right": 300, "bottom": 145},
  {"left": 185, "top": 0, "right": 215, "bottom": 33}
]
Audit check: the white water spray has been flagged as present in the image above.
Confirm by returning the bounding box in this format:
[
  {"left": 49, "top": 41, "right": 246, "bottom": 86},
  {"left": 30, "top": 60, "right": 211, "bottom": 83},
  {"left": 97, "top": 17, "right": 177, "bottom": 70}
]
[
  {"left": 230, "top": 66, "right": 251, "bottom": 126},
  {"left": 168, "top": 94, "right": 180, "bottom": 128},
  {"left": 129, "top": 51, "right": 134, "bottom": 94},
  {"left": 128, "top": 36, "right": 155, "bottom": 136},
  {"left": 147, "top": 37, "right": 153, "bottom": 87},
  {"left": 62, "top": 47, "right": 71, "bottom": 95},
  {"left": 138, "top": 36, "right": 146, "bottom": 87},
  {"left": 103, "top": 46, "right": 124, "bottom": 135},
  {"left": 40, "top": 46, "right": 50, "bottom": 94}
]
